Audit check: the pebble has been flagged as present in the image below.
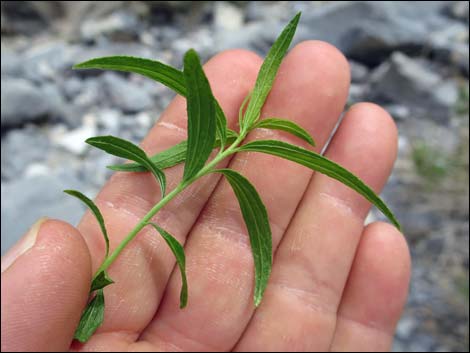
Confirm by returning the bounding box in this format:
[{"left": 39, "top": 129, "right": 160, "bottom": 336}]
[
  {"left": 369, "top": 52, "right": 458, "bottom": 123},
  {"left": 214, "top": 2, "right": 244, "bottom": 31},
  {"left": 102, "top": 72, "right": 154, "bottom": 113},
  {"left": 1, "top": 78, "right": 54, "bottom": 127}
]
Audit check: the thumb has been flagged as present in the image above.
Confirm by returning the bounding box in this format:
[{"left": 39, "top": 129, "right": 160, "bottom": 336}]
[{"left": 1, "top": 219, "right": 91, "bottom": 352}]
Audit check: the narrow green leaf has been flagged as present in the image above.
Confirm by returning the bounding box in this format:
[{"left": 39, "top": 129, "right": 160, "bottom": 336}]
[
  {"left": 73, "top": 56, "right": 186, "bottom": 95},
  {"left": 63, "top": 189, "right": 109, "bottom": 257},
  {"left": 213, "top": 169, "right": 272, "bottom": 306},
  {"left": 182, "top": 49, "right": 216, "bottom": 181},
  {"left": 227, "top": 128, "right": 239, "bottom": 140},
  {"left": 253, "top": 118, "right": 315, "bottom": 146},
  {"left": 108, "top": 130, "right": 239, "bottom": 173},
  {"left": 146, "top": 223, "right": 188, "bottom": 308},
  {"left": 109, "top": 140, "right": 189, "bottom": 172},
  {"left": 215, "top": 102, "right": 227, "bottom": 148},
  {"left": 74, "top": 290, "right": 105, "bottom": 343},
  {"left": 241, "top": 13, "right": 301, "bottom": 131},
  {"left": 90, "top": 271, "right": 114, "bottom": 292},
  {"left": 237, "top": 140, "right": 401, "bottom": 230},
  {"left": 73, "top": 55, "right": 228, "bottom": 145},
  {"left": 238, "top": 91, "right": 252, "bottom": 128},
  {"left": 86, "top": 136, "right": 166, "bottom": 195}
]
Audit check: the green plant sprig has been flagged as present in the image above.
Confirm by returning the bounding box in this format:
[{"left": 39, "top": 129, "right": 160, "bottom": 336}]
[{"left": 66, "top": 12, "right": 400, "bottom": 343}]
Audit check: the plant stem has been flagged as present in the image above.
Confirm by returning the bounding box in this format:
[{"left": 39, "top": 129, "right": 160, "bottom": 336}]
[
  {"left": 93, "top": 182, "right": 185, "bottom": 278},
  {"left": 92, "top": 132, "right": 246, "bottom": 280}
]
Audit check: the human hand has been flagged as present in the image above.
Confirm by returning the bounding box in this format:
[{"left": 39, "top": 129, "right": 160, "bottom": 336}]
[{"left": 1, "top": 41, "right": 410, "bottom": 352}]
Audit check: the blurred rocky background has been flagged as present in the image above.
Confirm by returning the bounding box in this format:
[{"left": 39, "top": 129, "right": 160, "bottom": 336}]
[{"left": 1, "top": 1, "right": 468, "bottom": 351}]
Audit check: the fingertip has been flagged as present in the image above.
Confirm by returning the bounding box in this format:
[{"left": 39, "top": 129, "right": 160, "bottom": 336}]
[
  {"left": 289, "top": 40, "right": 351, "bottom": 95},
  {"left": 331, "top": 222, "right": 411, "bottom": 351},
  {"left": 342, "top": 221, "right": 411, "bottom": 332},
  {"left": 326, "top": 102, "right": 399, "bottom": 199},
  {"left": 346, "top": 102, "right": 399, "bottom": 157},
  {"left": 205, "top": 48, "right": 262, "bottom": 94},
  {"left": 209, "top": 48, "right": 262, "bottom": 73},
  {"left": 362, "top": 221, "right": 411, "bottom": 297},
  {"left": 1, "top": 219, "right": 92, "bottom": 351},
  {"left": 38, "top": 219, "right": 92, "bottom": 282}
]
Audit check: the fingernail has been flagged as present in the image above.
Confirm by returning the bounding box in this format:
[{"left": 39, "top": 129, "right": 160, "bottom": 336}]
[{"left": 1, "top": 217, "right": 48, "bottom": 273}]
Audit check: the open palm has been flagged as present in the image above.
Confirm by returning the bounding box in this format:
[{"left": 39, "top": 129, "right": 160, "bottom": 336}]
[{"left": 1, "top": 41, "right": 410, "bottom": 352}]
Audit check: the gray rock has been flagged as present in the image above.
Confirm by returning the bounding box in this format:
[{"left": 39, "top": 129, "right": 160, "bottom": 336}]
[
  {"left": 384, "top": 104, "right": 412, "bottom": 121},
  {"left": 50, "top": 121, "right": 97, "bottom": 155},
  {"left": 80, "top": 150, "right": 115, "bottom": 188},
  {"left": 368, "top": 52, "right": 458, "bottom": 123},
  {"left": 348, "top": 83, "right": 368, "bottom": 104},
  {"left": 429, "top": 22, "right": 468, "bottom": 49},
  {"left": 406, "top": 334, "right": 437, "bottom": 352},
  {"left": 1, "top": 172, "right": 88, "bottom": 255},
  {"left": 41, "top": 83, "right": 68, "bottom": 115},
  {"left": 20, "top": 41, "right": 81, "bottom": 82},
  {"left": 0, "top": 1, "right": 63, "bottom": 35},
  {"left": 349, "top": 60, "right": 369, "bottom": 83},
  {"left": 96, "top": 108, "right": 122, "bottom": 133},
  {"left": 62, "top": 76, "right": 84, "bottom": 100},
  {"left": 445, "top": 1, "right": 469, "bottom": 24},
  {"left": 171, "top": 25, "right": 216, "bottom": 62},
  {"left": 102, "top": 72, "right": 154, "bottom": 113},
  {"left": 118, "top": 110, "right": 161, "bottom": 141},
  {"left": 1, "top": 41, "right": 83, "bottom": 83},
  {"left": 1, "top": 50, "right": 23, "bottom": 77},
  {"left": 300, "top": 1, "right": 452, "bottom": 66},
  {"left": 395, "top": 316, "right": 417, "bottom": 338},
  {"left": 425, "top": 236, "right": 445, "bottom": 256},
  {"left": 433, "top": 80, "right": 460, "bottom": 107},
  {"left": 56, "top": 1, "right": 131, "bottom": 40},
  {"left": 72, "top": 78, "right": 105, "bottom": 108},
  {"left": 450, "top": 43, "right": 469, "bottom": 76},
  {"left": 146, "top": 1, "right": 199, "bottom": 12},
  {"left": 153, "top": 25, "right": 182, "bottom": 48},
  {"left": 215, "top": 20, "right": 279, "bottom": 56},
  {"left": 80, "top": 10, "right": 139, "bottom": 41},
  {"left": 1, "top": 126, "right": 51, "bottom": 181},
  {"left": 428, "top": 23, "right": 469, "bottom": 76},
  {"left": 1, "top": 78, "right": 52, "bottom": 127},
  {"left": 1, "top": 77, "right": 73, "bottom": 128},
  {"left": 245, "top": 1, "right": 291, "bottom": 23},
  {"left": 214, "top": 2, "right": 244, "bottom": 31},
  {"left": 406, "top": 118, "right": 463, "bottom": 155}
]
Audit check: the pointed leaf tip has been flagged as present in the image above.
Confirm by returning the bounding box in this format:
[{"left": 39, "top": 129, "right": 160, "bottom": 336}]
[
  {"left": 86, "top": 135, "right": 166, "bottom": 196},
  {"left": 237, "top": 140, "right": 401, "bottom": 230},
  {"left": 64, "top": 189, "right": 110, "bottom": 257},
  {"left": 241, "top": 12, "right": 302, "bottom": 131},
  {"left": 146, "top": 223, "right": 188, "bottom": 308},
  {"left": 213, "top": 169, "right": 272, "bottom": 306}
]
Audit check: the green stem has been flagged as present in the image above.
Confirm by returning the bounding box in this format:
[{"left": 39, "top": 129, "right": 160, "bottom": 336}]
[
  {"left": 93, "top": 182, "right": 185, "bottom": 278},
  {"left": 92, "top": 132, "right": 246, "bottom": 281}
]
